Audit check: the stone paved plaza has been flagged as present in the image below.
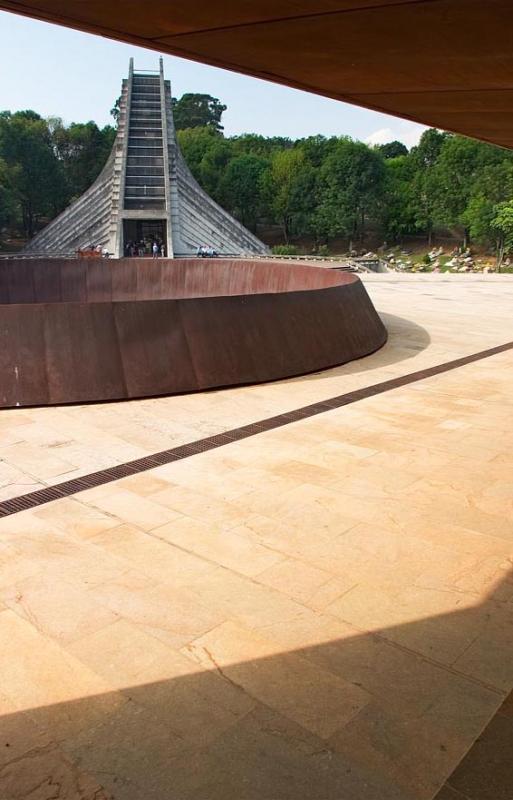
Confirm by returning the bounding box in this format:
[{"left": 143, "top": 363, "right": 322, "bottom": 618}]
[{"left": 1, "top": 274, "right": 513, "bottom": 799}]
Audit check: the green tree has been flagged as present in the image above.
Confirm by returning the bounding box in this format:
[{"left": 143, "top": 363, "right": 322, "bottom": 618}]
[
  {"left": 220, "top": 153, "right": 268, "bottom": 231},
  {"left": 172, "top": 94, "right": 227, "bottom": 133},
  {"left": 429, "top": 135, "right": 513, "bottom": 247},
  {"left": 381, "top": 155, "right": 417, "bottom": 243},
  {"left": 177, "top": 126, "right": 233, "bottom": 201},
  {"left": 231, "top": 134, "right": 293, "bottom": 157},
  {"left": 315, "top": 138, "right": 385, "bottom": 244},
  {"left": 460, "top": 159, "right": 513, "bottom": 251},
  {"left": 299, "top": 135, "right": 338, "bottom": 168},
  {"left": 261, "top": 148, "right": 316, "bottom": 242},
  {"left": 110, "top": 95, "right": 121, "bottom": 124},
  {"left": 411, "top": 128, "right": 448, "bottom": 169},
  {"left": 177, "top": 127, "right": 219, "bottom": 178},
  {"left": 431, "top": 136, "right": 486, "bottom": 245},
  {"left": 52, "top": 119, "right": 116, "bottom": 199},
  {"left": 0, "top": 110, "right": 67, "bottom": 237},
  {"left": 409, "top": 129, "right": 449, "bottom": 245},
  {"left": 376, "top": 141, "right": 408, "bottom": 159},
  {"left": 492, "top": 201, "right": 513, "bottom": 267},
  {"left": 0, "top": 156, "right": 19, "bottom": 239},
  {"left": 461, "top": 195, "right": 496, "bottom": 250}
]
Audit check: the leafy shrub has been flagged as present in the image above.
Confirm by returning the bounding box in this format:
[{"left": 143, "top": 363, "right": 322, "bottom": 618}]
[{"left": 272, "top": 244, "right": 299, "bottom": 255}]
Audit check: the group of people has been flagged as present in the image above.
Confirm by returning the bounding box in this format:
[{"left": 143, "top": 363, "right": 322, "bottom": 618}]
[
  {"left": 85, "top": 240, "right": 223, "bottom": 258},
  {"left": 77, "top": 244, "right": 109, "bottom": 258},
  {"left": 196, "top": 245, "right": 219, "bottom": 258},
  {"left": 125, "top": 240, "right": 166, "bottom": 258}
]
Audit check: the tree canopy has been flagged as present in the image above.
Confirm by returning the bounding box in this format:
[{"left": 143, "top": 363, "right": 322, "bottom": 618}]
[
  {"left": 3, "top": 91, "right": 513, "bottom": 260},
  {"left": 0, "top": 111, "right": 115, "bottom": 240},
  {"left": 171, "top": 93, "right": 227, "bottom": 133},
  {"left": 376, "top": 140, "right": 408, "bottom": 159}
]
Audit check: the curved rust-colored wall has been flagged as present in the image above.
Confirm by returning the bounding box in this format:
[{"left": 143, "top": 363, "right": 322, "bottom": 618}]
[{"left": 0, "top": 259, "right": 387, "bottom": 407}]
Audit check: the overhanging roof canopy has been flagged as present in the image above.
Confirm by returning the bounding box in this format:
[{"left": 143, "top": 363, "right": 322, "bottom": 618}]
[{"left": 2, "top": 0, "right": 513, "bottom": 148}]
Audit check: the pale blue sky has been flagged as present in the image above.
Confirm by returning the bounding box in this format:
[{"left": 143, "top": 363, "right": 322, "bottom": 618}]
[{"left": 0, "top": 10, "right": 427, "bottom": 146}]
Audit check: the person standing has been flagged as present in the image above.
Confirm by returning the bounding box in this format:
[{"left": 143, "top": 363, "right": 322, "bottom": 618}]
[
  {"left": 152, "top": 242, "right": 159, "bottom": 259},
  {"left": 160, "top": 243, "right": 166, "bottom": 258}
]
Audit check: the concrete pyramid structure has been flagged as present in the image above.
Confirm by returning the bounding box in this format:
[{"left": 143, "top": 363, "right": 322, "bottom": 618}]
[{"left": 24, "top": 59, "right": 268, "bottom": 258}]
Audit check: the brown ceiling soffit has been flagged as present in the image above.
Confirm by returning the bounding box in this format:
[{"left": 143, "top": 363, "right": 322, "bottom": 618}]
[
  {"left": 0, "top": 1, "right": 432, "bottom": 39},
  {"left": 2, "top": 0, "right": 513, "bottom": 148}
]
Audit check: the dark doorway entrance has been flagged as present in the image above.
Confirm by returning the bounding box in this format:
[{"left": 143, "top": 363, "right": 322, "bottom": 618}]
[{"left": 123, "top": 219, "right": 167, "bottom": 256}]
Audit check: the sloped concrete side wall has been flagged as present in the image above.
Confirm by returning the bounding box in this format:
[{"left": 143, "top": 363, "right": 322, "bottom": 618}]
[
  {"left": 23, "top": 76, "right": 128, "bottom": 256},
  {"left": 163, "top": 82, "right": 268, "bottom": 256},
  {"left": 23, "top": 151, "right": 115, "bottom": 253},
  {"left": 24, "top": 65, "right": 269, "bottom": 257}
]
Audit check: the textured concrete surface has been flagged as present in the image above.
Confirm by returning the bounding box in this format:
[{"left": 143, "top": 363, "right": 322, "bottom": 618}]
[
  {"left": 24, "top": 61, "right": 267, "bottom": 257},
  {"left": 0, "top": 274, "right": 512, "bottom": 799}
]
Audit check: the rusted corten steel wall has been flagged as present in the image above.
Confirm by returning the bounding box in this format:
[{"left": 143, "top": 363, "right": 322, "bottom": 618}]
[{"left": 0, "top": 259, "right": 387, "bottom": 407}]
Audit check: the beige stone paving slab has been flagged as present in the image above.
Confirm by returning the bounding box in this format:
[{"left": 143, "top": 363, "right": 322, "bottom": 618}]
[
  {"left": 86, "top": 487, "right": 182, "bottom": 531},
  {"left": 0, "top": 539, "right": 44, "bottom": 590},
  {"left": 153, "top": 514, "right": 285, "bottom": 577},
  {"left": 61, "top": 697, "right": 194, "bottom": 798},
  {"left": 452, "top": 601, "right": 513, "bottom": 691},
  {"left": 149, "top": 483, "right": 248, "bottom": 528},
  {"left": 0, "top": 442, "right": 77, "bottom": 481},
  {"left": 170, "top": 702, "right": 413, "bottom": 800},
  {"left": 34, "top": 496, "right": 123, "bottom": 540},
  {"left": 61, "top": 697, "right": 404, "bottom": 800},
  {"left": 329, "top": 697, "right": 484, "bottom": 800},
  {"left": 87, "top": 566, "right": 226, "bottom": 650},
  {"left": 0, "top": 460, "right": 40, "bottom": 493},
  {"left": 227, "top": 512, "right": 352, "bottom": 564},
  {"left": 0, "top": 690, "right": 52, "bottom": 767},
  {"left": 113, "top": 472, "right": 174, "bottom": 497},
  {"left": 266, "top": 457, "right": 344, "bottom": 487},
  {"left": 88, "top": 523, "right": 217, "bottom": 589},
  {"left": 0, "top": 413, "right": 33, "bottom": 431},
  {"left": 256, "top": 557, "right": 337, "bottom": 605},
  {"left": 0, "top": 610, "right": 125, "bottom": 741},
  {"left": 66, "top": 621, "right": 257, "bottom": 744},
  {"left": 395, "top": 520, "right": 513, "bottom": 560},
  {"left": 173, "top": 559, "right": 361, "bottom": 655},
  {"left": 418, "top": 555, "right": 513, "bottom": 604},
  {"left": 0, "top": 516, "right": 136, "bottom": 591},
  {"left": 182, "top": 619, "right": 370, "bottom": 739},
  {"left": 148, "top": 449, "right": 247, "bottom": 485},
  {"left": 328, "top": 488, "right": 513, "bottom": 545},
  {"left": 0, "top": 508, "right": 62, "bottom": 543},
  {"left": 332, "top": 523, "right": 469, "bottom": 581},
  {"left": 231, "top": 481, "right": 365, "bottom": 532},
  {"left": 0, "top": 572, "right": 119, "bottom": 644},
  {"left": 0, "top": 690, "right": 112, "bottom": 800},
  {"left": 253, "top": 606, "right": 363, "bottom": 652},
  {"left": 392, "top": 486, "right": 513, "bottom": 542},
  {"left": 2, "top": 420, "right": 79, "bottom": 449},
  {"left": 149, "top": 463, "right": 301, "bottom": 503},
  {"left": 0, "top": 481, "right": 46, "bottom": 503},
  {"left": 324, "top": 579, "right": 512, "bottom": 680},
  {"left": 306, "top": 575, "right": 359, "bottom": 611}
]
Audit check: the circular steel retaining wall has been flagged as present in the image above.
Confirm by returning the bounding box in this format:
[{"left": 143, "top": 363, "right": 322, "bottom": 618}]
[{"left": 0, "top": 258, "right": 387, "bottom": 407}]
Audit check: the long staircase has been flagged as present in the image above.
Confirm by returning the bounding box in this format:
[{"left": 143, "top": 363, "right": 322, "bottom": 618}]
[
  {"left": 23, "top": 58, "right": 269, "bottom": 257},
  {"left": 124, "top": 74, "right": 165, "bottom": 211}
]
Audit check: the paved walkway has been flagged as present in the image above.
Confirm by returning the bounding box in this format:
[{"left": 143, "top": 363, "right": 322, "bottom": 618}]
[{"left": 1, "top": 274, "right": 512, "bottom": 799}]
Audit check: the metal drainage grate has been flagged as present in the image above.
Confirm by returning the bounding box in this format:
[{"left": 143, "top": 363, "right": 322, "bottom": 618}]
[{"left": 1, "top": 339, "right": 512, "bottom": 519}]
